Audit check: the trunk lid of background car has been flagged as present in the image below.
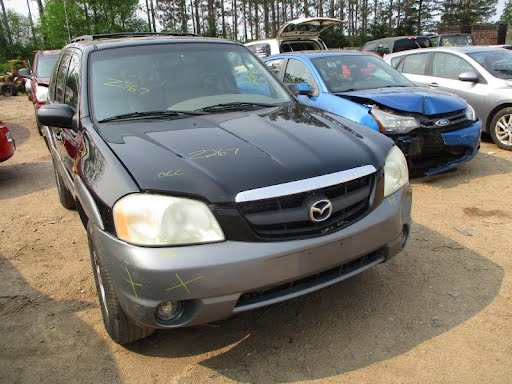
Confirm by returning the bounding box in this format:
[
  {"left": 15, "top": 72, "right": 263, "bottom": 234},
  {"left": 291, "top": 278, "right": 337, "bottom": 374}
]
[
  {"left": 104, "top": 106, "right": 388, "bottom": 203},
  {"left": 335, "top": 87, "right": 467, "bottom": 115},
  {"left": 276, "top": 17, "right": 343, "bottom": 40}
]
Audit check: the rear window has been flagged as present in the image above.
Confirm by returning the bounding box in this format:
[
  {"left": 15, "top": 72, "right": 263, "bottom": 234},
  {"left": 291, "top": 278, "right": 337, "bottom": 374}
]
[{"left": 280, "top": 41, "right": 318, "bottom": 53}]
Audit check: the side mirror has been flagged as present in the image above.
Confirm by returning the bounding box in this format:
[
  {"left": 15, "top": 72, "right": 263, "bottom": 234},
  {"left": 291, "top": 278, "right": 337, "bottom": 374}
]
[
  {"left": 18, "top": 68, "right": 32, "bottom": 79},
  {"left": 286, "top": 82, "right": 313, "bottom": 96},
  {"left": 458, "top": 71, "right": 479, "bottom": 83},
  {"left": 37, "top": 104, "right": 74, "bottom": 130}
]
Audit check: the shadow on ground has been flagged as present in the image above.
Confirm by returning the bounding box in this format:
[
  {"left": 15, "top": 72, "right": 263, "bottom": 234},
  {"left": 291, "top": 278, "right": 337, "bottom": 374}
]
[
  {"left": 0, "top": 256, "right": 122, "bottom": 384},
  {"left": 0, "top": 161, "right": 54, "bottom": 200},
  {"left": 4, "top": 122, "right": 32, "bottom": 147},
  {"left": 129, "top": 222, "right": 503, "bottom": 382},
  {"left": 412, "top": 147, "right": 512, "bottom": 190}
]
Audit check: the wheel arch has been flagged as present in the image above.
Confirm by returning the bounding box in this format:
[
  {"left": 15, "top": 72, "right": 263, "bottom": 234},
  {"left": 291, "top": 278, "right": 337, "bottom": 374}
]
[{"left": 486, "top": 103, "right": 512, "bottom": 133}]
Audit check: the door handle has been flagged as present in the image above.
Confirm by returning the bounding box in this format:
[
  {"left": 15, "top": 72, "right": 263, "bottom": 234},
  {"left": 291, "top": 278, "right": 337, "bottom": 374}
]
[{"left": 428, "top": 82, "right": 439, "bottom": 88}]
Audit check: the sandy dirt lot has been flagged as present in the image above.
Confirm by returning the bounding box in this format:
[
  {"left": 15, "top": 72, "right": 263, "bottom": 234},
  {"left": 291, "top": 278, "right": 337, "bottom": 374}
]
[{"left": 0, "top": 96, "right": 511, "bottom": 384}]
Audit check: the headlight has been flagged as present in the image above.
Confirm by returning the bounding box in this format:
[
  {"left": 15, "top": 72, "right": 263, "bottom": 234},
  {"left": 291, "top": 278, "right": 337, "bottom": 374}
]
[
  {"left": 464, "top": 104, "right": 476, "bottom": 121},
  {"left": 384, "top": 145, "right": 409, "bottom": 197},
  {"left": 35, "top": 85, "right": 48, "bottom": 103},
  {"left": 113, "top": 194, "right": 225, "bottom": 246},
  {"left": 371, "top": 108, "right": 420, "bottom": 134}
]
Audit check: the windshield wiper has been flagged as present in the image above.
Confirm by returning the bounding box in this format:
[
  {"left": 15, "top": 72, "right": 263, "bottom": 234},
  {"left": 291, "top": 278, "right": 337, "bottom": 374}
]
[
  {"left": 98, "top": 110, "right": 205, "bottom": 123},
  {"left": 195, "top": 102, "right": 277, "bottom": 113}
]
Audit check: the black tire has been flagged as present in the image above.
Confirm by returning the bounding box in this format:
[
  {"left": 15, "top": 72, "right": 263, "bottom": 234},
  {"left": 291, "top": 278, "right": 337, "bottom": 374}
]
[
  {"left": 1, "top": 83, "right": 18, "bottom": 97},
  {"left": 490, "top": 107, "right": 512, "bottom": 151},
  {"left": 35, "top": 109, "right": 43, "bottom": 136},
  {"left": 88, "top": 232, "right": 154, "bottom": 344},
  {"left": 53, "top": 165, "right": 76, "bottom": 209}
]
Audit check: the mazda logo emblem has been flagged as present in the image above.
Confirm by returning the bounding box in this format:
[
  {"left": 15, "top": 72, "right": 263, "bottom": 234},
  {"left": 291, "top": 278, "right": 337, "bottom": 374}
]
[
  {"left": 435, "top": 118, "right": 450, "bottom": 127},
  {"left": 309, "top": 199, "right": 333, "bottom": 223}
]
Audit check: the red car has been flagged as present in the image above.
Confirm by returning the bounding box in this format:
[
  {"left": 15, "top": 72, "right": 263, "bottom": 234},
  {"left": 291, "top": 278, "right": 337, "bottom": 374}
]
[
  {"left": 0, "top": 120, "right": 15, "bottom": 163},
  {"left": 19, "top": 50, "right": 60, "bottom": 136}
]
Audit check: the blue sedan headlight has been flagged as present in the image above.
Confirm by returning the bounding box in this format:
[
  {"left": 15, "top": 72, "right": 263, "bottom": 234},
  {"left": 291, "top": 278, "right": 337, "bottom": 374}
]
[{"left": 370, "top": 108, "right": 420, "bottom": 134}]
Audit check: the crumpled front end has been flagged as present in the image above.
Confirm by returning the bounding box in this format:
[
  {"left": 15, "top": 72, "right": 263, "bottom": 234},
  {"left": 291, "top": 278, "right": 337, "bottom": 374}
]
[{"left": 394, "top": 120, "right": 481, "bottom": 176}]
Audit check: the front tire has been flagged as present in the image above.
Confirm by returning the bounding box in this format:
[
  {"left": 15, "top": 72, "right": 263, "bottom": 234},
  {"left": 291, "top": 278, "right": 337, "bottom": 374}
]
[
  {"left": 53, "top": 165, "right": 76, "bottom": 209},
  {"left": 490, "top": 107, "right": 512, "bottom": 150},
  {"left": 88, "top": 232, "right": 154, "bottom": 344}
]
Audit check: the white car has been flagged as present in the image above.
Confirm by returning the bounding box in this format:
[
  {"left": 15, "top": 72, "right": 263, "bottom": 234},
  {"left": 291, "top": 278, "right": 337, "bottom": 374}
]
[{"left": 245, "top": 17, "right": 342, "bottom": 59}]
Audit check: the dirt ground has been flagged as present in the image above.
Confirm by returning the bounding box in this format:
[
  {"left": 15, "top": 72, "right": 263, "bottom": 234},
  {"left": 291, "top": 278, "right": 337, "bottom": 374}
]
[{"left": 0, "top": 95, "right": 511, "bottom": 384}]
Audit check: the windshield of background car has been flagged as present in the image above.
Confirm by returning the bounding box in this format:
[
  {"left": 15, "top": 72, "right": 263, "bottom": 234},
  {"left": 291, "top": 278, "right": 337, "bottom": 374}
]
[
  {"left": 312, "top": 54, "right": 414, "bottom": 92},
  {"left": 36, "top": 55, "right": 59, "bottom": 78},
  {"left": 467, "top": 49, "right": 512, "bottom": 79},
  {"left": 90, "top": 43, "right": 291, "bottom": 121}
]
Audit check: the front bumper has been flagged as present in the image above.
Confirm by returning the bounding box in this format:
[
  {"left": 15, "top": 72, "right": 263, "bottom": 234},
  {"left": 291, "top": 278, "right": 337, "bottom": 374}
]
[
  {"left": 395, "top": 121, "right": 481, "bottom": 176},
  {"left": 89, "top": 185, "right": 412, "bottom": 329}
]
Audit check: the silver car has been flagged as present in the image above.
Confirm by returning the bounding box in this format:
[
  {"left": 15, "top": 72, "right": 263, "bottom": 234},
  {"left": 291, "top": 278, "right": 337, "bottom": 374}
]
[{"left": 384, "top": 46, "right": 512, "bottom": 150}]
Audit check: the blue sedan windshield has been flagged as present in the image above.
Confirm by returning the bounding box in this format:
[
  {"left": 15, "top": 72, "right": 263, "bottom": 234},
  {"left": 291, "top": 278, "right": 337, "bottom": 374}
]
[{"left": 312, "top": 55, "right": 413, "bottom": 92}]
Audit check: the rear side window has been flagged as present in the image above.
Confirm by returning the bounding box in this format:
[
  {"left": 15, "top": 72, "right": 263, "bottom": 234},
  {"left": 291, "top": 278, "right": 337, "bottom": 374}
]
[
  {"left": 265, "top": 59, "right": 285, "bottom": 77},
  {"left": 400, "top": 53, "right": 429, "bottom": 75},
  {"left": 283, "top": 59, "right": 317, "bottom": 90},
  {"left": 432, "top": 53, "right": 474, "bottom": 80}
]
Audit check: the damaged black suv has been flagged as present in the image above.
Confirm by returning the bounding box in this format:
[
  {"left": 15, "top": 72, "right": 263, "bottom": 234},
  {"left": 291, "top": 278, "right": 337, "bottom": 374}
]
[{"left": 38, "top": 33, "right": 411, "bottom": 344}]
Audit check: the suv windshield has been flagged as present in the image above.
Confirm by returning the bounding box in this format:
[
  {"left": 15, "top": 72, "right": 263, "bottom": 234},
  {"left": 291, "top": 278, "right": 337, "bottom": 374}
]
[
  {"left": 312, "top": 54, "right": 413, "bottom": 92},
  {"left": 90, "top": 43, "right": 291, "bottom": 121},
  {"left": 468, "top": 49, "right": 512, "bottom": 79},
  {"left": 36, "top": 54, "right": 59, "bottom": 78}
]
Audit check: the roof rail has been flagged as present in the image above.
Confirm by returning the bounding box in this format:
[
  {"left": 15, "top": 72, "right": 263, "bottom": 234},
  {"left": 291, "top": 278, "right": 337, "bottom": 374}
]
[{"left": 70, "top": 32, "right": 199, "bottom": 43}]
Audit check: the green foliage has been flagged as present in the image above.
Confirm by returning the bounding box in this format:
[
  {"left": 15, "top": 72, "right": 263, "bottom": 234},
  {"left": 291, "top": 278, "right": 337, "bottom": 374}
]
[
  {"left": 441, "top": 0, "right": 496, "bottom": 26},
  {"left": 501, "top": 0, "right": 512, "bottom": 23}
]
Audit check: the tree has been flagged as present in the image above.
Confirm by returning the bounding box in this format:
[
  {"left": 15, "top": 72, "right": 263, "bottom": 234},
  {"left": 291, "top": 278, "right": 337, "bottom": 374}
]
[
  {"left": 501, "top": 0, "right": 512, "bottom": 23},
  {"left": 441, "top": 0, "right": 497, "bottom": 26}
]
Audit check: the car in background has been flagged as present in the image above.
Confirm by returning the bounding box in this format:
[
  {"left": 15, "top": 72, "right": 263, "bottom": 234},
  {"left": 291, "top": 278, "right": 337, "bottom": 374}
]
[
  {"left": 384, "top": 46, "right": 512, "bottom": 150},
  {"left": 18, "top": 50, "right": 60, "bottom": 136},
  {"left": 263, "top": 51, "right": 481, "bottom": 175},
  {"left": 428, "top": 33, "right": 474, "bottom": 47},
  {"left": 245, "top": 17, "right": 342, "bottom": 58},
  {"left": 361, "top": 36, "right": 433, "bottom": 57},
  {"left": 0, "top": 119, "right": 15, "bottom": 163}
]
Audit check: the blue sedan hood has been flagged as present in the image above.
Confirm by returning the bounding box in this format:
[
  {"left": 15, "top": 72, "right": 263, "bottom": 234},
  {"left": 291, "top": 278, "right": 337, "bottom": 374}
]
[{"left": 335, "top": 87, "right": 467, "bottom": 116}]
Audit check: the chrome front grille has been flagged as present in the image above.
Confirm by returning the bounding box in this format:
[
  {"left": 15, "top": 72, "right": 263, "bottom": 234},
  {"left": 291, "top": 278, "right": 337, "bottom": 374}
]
[{"left": 238, "top": 171, "right": 377, "bottom": 240}]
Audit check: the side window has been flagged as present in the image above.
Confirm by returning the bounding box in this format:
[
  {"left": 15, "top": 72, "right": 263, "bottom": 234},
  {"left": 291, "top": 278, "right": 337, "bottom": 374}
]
[
  {"left": 401, "top": 53, "right": 430, "bottom": 75},
  {"left": 265, "top": 59, "right": 285, "bottom": 78},
  {"left": 432, "top": 53, "right": 475, "bottom": 80},
  {"left": 391, "top": 57, "right": 403, "bottom": 70},
  {"left": 363, "top": 42, "right": 377, "bottom": 52},
  {"left": 376, "top": 43, "right": 390, "bottom": 55},
  {"left": 55, "top": 53, "right": 71, "bottom": 103},
  {"left": 65, "top": 54, "right": 80, "bottom": 110},
  {"left": 48, "top": 53, "right": 65, "bottom": 102},
  {"left": 283, "top": 59, "right": 317, "bottom": 90}
]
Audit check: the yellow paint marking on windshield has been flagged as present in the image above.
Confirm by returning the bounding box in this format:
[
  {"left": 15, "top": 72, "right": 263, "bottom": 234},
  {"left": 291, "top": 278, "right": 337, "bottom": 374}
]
[
  {"left": 103, "top": 78, "right": 151, "bottom": 95},
  {"left": 188, "top": 148, "right": 240, "bottom": 160}
]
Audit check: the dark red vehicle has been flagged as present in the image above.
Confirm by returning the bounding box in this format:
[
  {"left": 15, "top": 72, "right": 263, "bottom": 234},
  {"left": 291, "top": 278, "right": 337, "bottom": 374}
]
[
  {"left": 0, "top": 119, "right": 15, "bottom": 163},
  {"left": 19, "top": 50, "right": 60, "bottom": 136}
]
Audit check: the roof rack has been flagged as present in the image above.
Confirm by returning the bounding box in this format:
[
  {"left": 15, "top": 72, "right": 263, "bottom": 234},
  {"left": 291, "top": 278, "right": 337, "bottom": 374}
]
[{"left": 70, "top": 32, "right": 199, "bottom": 43}]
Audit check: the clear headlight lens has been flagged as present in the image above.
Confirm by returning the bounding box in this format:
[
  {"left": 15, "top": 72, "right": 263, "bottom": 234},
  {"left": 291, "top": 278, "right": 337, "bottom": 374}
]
[
  {"left": 465, "top": 104, "right": 476, "bottom": 121},
  {"left": 371, "top": 108, "right": 420, "bottom": 134},
  {"left": 113, "top": 194, "right": 225, "bottom": 246},
  {"left": 384, "top": 145, "right": 409, "bottom": 197},
  {"left": 35, "top": 85, "right": 48, "bottom": 103}
]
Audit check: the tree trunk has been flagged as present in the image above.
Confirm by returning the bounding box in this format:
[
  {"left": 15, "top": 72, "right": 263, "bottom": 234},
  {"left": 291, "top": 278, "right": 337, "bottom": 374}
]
[
  {"left": 0, "top": 0, "right": 12, "bottom": 45},
  {"left": 149, "top": 0, "right": 157, "bottom": 32},
  {"left": 194, "top": 0, "right": 201, "bottom": 34},
  {"left": 181, "top": 0, "right": 188, "bottom": 32},
  {"left": 242, "top": 0, "right": 248, "bottom": 41},
  {"left": 221, "top": 0, "right": 226, "bottom": 37},
  {"left": 25, "top": 0, "right": 37, "bottom": 43},
  {"left": 263, "top": 0, "right": 269, "bottom": 37}
]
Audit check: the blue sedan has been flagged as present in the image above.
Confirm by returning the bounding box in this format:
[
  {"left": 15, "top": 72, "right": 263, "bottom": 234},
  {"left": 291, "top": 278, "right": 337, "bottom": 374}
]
[{"left": 263, "top": 51, "right": 481, "bottom": 176}]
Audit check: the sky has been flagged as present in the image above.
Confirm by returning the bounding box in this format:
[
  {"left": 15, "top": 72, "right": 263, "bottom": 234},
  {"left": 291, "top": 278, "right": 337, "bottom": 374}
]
[{"left": 4, "top": 0, "right": 509, "bottom": 26}]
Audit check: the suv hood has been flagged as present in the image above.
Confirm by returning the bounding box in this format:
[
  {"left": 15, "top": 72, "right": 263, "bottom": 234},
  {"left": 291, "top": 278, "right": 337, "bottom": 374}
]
[
  {"left": 335, "top": 87, "right": 467, "bottom": 115},
  {"left": 105, "top": 105, "right": 391, "bottom": 203},
  {"left": 277, "top": 17, "right": 342, "bottom": 40}
]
